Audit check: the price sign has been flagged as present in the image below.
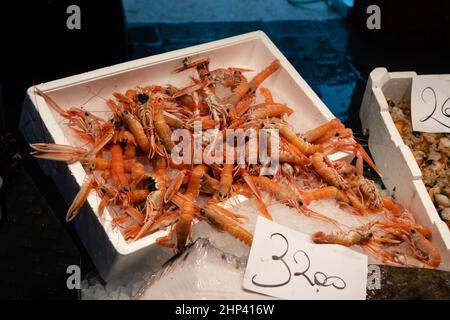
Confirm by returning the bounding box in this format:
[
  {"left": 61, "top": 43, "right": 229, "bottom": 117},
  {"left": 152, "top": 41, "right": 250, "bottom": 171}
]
[
  {"left": 411, "top": 75, "right": 450, "bottom": 133},
  {"left": 243, "top": 217, "right": 368, "bottom": 300}
]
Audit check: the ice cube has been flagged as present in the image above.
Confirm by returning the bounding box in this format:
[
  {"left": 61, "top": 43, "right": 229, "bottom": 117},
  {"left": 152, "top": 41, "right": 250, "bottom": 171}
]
[
  {"left": 105, "top": 282, "right": 118, "bottom": 293},
  {"left": 109, "top": 289, "right": 119, "bottom": 300},
  {"left": 118, "top": 292, "right": 130, "bottom": 300},
  {"left": 131, "top": 282, "right": 143, "bottom": 297},
  {"left": 132, "top": 272, "right": 143, "bottom": 283}
]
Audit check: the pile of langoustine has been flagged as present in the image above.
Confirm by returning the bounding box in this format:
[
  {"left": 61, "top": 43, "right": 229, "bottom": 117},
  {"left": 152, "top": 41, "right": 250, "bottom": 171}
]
[{"left": 31, "top": 57, "right": 441, "bottom": 269}]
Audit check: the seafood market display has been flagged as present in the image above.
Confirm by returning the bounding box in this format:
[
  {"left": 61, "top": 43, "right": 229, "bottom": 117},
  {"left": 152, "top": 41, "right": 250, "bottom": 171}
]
[
  {"left": 30, "top": 57, "right": 442, "bottom": 270},
  {"left": 388, "top": 97, "right": 450, "bottom": 229}
]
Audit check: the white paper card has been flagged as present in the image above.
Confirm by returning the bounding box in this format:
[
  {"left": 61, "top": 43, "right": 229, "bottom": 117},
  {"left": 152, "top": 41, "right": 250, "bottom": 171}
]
[
  {"left": 411, "top": 74, "right": 450, "bottom": 133},
  {"left": 243, "top": 217, "right": 368, "bottom": 300}
]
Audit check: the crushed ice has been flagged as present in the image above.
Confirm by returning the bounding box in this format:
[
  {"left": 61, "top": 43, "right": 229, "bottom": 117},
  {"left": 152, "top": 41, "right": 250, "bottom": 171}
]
[{"left": 81, "top": 194, "right": 386, "bottom": 299}]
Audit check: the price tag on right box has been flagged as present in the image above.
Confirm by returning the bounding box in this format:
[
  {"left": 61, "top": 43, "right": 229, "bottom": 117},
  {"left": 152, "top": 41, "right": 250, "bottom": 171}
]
[{"left": 411, "top": 74, "right": 450, "bottom": 133}]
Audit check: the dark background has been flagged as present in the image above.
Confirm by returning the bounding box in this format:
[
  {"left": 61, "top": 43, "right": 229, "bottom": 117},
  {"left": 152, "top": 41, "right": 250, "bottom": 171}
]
[{"left": 0, "top": 0, "right": 449, "bottom": 299}]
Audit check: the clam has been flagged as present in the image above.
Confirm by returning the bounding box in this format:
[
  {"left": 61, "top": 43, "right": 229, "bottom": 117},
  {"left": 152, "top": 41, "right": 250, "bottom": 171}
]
[
  {"left": 438, "top": 137, "right": 450, "bottom": 150},
  {"left": 441, "top": 208, "right": 450, "bottom": 222},
  {"left": 435, "top": 194, "right": 450, "bottom": 207},
  {"left": 427, "top": 150, "right": 441, "bottom": 162}
]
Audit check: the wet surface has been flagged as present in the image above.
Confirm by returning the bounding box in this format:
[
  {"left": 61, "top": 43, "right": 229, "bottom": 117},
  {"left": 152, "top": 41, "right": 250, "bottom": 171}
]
[
  {"left": 0, "top": 166, "right": 80, "bottom": 299},
  {"left": 128, "top": 19, "right": 450, "bottom": 128},
  {"left": 1, "top": 17, "right": 450, "bottom": 299},
  {"left": 368, "top": 265, "right": 450, "bottom": 300},
  {"left": 129, "top": 20, "right": 363, "bottom": 123},
  {"left": 123, "top": 0, "right": 339, "bottom": 23}
]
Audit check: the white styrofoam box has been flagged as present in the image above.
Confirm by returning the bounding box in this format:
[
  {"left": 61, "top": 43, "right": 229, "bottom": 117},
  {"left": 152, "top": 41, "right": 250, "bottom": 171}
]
[
  {"left": 20, "top": 31, "right": 349, "bottom": 281},
  {"left": 360, "top": 68, "right": 450, "bottom": 270}
]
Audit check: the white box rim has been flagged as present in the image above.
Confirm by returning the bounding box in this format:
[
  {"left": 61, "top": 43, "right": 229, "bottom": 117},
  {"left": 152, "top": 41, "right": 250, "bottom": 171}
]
[
  {"left": 25, "top": 31, "right": 340, "bottom": 257},
  {"left": 360, "top": 68, "right": 450, "bottom": 259}
]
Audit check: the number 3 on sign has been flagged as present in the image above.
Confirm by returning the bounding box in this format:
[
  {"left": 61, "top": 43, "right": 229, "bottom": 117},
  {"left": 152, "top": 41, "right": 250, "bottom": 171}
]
[{"left": 411, "top": 75, "right": 450, "bottom": 133}]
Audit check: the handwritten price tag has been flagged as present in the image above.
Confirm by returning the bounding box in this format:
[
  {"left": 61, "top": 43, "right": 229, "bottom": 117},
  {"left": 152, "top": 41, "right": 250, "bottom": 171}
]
[
  {"left": 411, "top": 75, "right": 450, "bottom": 133},
  {"left": 243, "top": 217, "right": 368, "bottom": 300}
]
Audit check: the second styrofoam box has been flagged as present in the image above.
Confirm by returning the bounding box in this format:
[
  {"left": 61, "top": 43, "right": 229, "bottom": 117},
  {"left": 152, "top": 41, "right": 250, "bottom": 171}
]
[{"left": 360, "top": 68, "right": 450, "bottom": 271}]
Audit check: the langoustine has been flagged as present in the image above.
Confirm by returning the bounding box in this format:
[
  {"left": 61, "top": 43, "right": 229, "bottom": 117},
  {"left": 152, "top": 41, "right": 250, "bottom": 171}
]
[{"left": 29, "top": 57, "right": 442, "bottom": 269}]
